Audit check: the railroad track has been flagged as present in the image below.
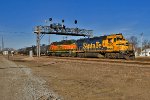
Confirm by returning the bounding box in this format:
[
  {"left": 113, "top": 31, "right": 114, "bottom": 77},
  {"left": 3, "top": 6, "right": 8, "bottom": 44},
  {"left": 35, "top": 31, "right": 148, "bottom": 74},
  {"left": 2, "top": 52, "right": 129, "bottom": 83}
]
[{"left": 48, "top": 56, "right": 150, "bottom": 66}]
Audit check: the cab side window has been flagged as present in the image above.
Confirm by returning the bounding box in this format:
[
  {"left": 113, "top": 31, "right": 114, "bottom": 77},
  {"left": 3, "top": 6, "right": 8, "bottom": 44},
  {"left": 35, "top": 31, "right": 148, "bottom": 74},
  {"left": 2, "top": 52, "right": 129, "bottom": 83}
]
[
  {"left": 114, "top": 38, "right": 116, "bottom": 42},
  {"left": 108, "top": 38, "right": 113, "bottom": 43}
]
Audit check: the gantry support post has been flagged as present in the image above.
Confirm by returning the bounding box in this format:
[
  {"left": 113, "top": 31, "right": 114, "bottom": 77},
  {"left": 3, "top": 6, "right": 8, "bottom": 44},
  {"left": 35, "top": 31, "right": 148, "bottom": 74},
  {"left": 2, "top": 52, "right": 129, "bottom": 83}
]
[{"left": 36, "top": 26, "right": 41, "bottom": 57}]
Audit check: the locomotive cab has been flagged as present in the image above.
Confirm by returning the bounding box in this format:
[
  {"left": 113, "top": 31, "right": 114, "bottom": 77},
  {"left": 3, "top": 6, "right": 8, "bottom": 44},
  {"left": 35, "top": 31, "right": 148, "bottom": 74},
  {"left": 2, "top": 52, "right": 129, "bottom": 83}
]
[
  {"left": 104, "top": 33, "right": 130, "bottom": 52},
  {"left": 102, "top": 33, "right": 135, "bottom": 59}
]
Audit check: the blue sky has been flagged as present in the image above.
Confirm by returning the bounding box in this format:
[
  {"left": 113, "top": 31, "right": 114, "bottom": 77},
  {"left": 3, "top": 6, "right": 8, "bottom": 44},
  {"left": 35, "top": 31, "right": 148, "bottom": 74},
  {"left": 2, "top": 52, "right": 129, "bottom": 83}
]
[{"left": 0, "top": 0, "right": 150, "bottom": 49}]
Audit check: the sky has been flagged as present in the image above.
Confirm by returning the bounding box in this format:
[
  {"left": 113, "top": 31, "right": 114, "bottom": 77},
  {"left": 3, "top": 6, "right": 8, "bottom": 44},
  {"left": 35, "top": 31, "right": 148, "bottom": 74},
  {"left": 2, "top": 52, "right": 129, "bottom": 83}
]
[{"left": 0, "top": 0, "right": 150, "bottom": 49}]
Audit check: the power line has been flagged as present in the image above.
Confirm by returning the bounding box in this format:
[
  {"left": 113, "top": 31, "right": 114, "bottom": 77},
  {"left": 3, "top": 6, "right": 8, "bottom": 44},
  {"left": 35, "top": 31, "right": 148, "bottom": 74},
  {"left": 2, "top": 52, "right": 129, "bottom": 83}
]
[{"left": 0, "top": 30, "right": 31, "bottom": 34}]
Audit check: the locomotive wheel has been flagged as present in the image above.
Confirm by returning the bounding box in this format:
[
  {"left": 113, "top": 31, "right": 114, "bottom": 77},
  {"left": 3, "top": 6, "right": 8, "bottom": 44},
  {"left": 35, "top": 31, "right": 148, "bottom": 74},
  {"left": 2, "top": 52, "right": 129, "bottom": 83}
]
[
  {"left": 105, "top": 53, "right": 110, "bottom": 59},
  {"left": 77, "top": 53, "right": 85, "bottom": 58},
  {"left": 124, "top": 55, "right": 130, "bottom": 60},
  {"left": 115, "top": 53, "right": 120, "bottom": 59},
  {"left": 129, "top": 56, "right": 135, "bottom": 60},
  {"left": 77, "top": 53, "right": 81, "bottom": 58},
  {"left": 71, "top": 53, "right": 77, "bottom": 57},
  {"left": 105, "top": 53, "right": 119, "bottom": 59},
  {"left": 111, "top": 53, "right": 116, "bottom": 59}
]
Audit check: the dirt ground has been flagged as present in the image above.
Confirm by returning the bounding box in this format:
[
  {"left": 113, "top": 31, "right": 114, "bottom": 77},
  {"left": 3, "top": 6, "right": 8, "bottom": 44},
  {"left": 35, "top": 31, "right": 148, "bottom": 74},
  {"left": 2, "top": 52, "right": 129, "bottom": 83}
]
[{"left": 1, "top": 55, "right": 150, "bottom": 100}]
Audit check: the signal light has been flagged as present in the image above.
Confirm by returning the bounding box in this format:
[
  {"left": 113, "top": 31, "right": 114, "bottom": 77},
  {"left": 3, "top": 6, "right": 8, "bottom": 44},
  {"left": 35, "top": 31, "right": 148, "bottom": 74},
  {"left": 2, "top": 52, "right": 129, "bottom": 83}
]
[
  {"left": 62, "top": 19, "right": 64, "bottom": 23},
  {"left": 49, "top": 18, "right": 52, "bottom": 21},
  {"left": 75, "top": 20, "right": 77, "bottom": 24}
]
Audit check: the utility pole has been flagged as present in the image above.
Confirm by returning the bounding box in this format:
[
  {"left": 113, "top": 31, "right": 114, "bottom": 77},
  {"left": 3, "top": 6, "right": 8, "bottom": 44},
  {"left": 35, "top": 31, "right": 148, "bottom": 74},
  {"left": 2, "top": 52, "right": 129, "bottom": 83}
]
[
  {"left": 2, "top": 36, "right": 4, "bottom": 51},
  {"left": 141, "top": 32, "right": 143, "bottom": 55}
]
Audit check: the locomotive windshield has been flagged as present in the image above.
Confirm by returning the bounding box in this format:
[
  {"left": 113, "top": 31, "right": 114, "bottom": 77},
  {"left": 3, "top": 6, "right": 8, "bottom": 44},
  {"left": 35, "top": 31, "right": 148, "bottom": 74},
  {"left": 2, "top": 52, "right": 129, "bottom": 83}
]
[{"left": 117, "top": 38, "right": 123, "bottom": 41}]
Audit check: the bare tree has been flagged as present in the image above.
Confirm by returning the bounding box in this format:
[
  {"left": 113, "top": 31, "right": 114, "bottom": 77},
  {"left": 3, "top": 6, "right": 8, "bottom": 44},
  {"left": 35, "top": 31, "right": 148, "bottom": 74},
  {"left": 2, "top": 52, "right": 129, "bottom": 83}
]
[
  {"left": 128, "top": 36, "right": 138, "bottom": 48},
  {"left": 148, "top": 41, "right": 150, "bottom": 47},
  {"left": 143, "top": 40, "right": 150, "bottom": 49}
]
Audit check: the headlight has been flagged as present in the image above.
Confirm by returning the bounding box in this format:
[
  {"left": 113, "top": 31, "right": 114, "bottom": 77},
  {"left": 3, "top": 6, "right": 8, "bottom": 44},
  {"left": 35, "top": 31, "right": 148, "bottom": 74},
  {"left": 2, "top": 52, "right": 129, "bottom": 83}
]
[{"left": 126, "top": 42, "right": 129, "bottom": 46}]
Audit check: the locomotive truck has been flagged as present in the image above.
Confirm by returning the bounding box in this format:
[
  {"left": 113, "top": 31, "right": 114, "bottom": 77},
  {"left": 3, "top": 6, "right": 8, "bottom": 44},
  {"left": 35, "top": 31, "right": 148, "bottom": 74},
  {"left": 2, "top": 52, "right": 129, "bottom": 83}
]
[{"left": 48, "top": 33, "right": 135, "bottom": 60}]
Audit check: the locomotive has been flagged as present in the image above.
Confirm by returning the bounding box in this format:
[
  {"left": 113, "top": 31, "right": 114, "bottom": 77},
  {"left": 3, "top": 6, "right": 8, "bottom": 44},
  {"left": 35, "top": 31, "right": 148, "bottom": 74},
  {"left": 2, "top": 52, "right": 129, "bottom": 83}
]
[{"left": 48, "top": 33, "right": 135, "bottom": 59}]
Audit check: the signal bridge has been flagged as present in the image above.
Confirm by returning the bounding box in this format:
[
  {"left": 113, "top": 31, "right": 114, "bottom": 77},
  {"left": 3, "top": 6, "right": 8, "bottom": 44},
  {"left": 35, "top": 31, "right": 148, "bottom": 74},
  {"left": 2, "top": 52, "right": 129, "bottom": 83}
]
[
  {"left": 34, "top": 23, "right": 93, "bottom": 37},
  {"left": 34, "top": 20, "right": 93, "bottom": 57}
]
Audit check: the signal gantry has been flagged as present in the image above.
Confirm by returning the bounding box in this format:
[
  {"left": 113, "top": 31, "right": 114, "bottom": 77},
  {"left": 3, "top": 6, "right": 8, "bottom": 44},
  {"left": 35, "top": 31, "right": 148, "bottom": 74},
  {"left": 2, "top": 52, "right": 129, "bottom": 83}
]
[{"left": 34, "top": 18, "right": 93, "bottom": 57}]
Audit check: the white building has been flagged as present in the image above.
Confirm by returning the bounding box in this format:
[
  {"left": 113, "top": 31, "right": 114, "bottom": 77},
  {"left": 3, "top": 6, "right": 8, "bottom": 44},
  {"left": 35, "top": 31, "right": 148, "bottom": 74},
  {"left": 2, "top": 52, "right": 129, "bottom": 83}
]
[
  {"left": 2, "top": 48, "right": 15, "bottom": 55},
  {"left": 140, "top": 48, "right": 150, "bottom": 56},
  {"left": 135, "top": 51, "right": 139, "bottom": 57},
  {"left": 3, "top": 51, "right": 9, "bottom": 55}
]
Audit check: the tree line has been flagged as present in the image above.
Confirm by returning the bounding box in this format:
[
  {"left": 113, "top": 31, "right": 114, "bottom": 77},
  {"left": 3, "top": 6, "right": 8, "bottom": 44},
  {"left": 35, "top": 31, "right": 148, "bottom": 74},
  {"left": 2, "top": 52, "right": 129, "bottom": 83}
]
[{"left": 128, "top": 36, "right": 150, "bottom": 53}]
